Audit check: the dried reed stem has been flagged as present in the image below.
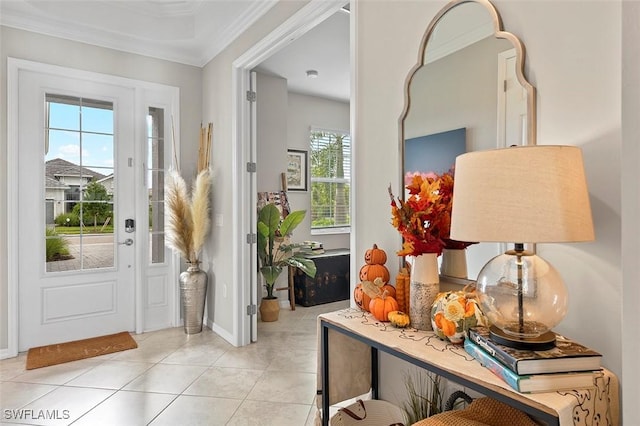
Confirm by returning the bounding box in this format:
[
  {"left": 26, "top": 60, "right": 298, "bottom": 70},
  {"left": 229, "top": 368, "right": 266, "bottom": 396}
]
[{"left": 198, "top": 123, "right": 213, "bottom": 173}]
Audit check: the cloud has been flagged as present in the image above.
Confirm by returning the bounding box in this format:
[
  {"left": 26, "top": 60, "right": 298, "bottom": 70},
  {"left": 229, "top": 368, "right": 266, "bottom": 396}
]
[{"left": 58, "top": 144, "right": 84, "bottom": 157}]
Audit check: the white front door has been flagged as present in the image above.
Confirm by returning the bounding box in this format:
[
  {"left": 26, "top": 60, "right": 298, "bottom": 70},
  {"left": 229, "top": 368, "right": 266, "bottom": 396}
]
[{"left": 17, "top": 69, "right": 137, "bottom": 351}]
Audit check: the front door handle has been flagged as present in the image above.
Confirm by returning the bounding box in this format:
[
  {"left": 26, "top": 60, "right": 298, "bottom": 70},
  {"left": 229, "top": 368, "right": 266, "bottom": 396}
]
[{"left": 119, "top": 238, "right": 134, "bottom": 246}]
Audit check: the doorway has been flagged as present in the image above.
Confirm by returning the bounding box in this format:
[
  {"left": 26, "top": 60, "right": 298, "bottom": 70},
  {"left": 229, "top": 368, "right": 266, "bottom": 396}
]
[
  {"left": 8, "top": 59, "right": 179, "bottom": 354},
  {"left": 232, "top": 1, "right": 352, "bottom": 345}
]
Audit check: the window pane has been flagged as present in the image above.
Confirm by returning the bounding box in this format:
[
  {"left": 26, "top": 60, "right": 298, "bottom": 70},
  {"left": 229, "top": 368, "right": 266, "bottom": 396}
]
[
  {"left": 45, "top": 94, "right": 115, "bottom": 272},
  {"left": 310, "top": 130, "right": 351, "bottom": 229},
  {"left": 46, "top": 130, "right": 80, "bottom": 163},
  {"left": 48, "top": 102, "right": 79, "bottom": 131},
  {"left": 82, "top": 105, "right": 113, "bottom": 134},
  {"left": 82, "top": 133, "right": 114, "bottom": 169},
  {"left": 311, "top": 182, "right": 350, "bottom": 228},
  {"left": 147, "top": 107, "right": 166, "bottom": 264}
]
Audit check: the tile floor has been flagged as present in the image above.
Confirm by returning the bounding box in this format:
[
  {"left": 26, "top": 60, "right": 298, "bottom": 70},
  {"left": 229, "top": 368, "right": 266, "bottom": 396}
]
[{"left": 0, "top": 300, "right": 349, "bottom": 426}]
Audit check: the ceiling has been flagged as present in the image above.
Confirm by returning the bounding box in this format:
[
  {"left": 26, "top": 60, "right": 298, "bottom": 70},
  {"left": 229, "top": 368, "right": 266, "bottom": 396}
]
[
  {"left": 0, "top": 0, "right": 351, "bottom": 102},
  {"left": 255, "top": 8, "right": 350, "bottom": 103}
]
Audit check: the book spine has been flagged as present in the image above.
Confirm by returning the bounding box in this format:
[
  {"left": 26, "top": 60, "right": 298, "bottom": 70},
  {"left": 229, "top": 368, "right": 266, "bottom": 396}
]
[
  {"left": 464, "top": 339, "right": 523, "bottom": 392},
  {"left": 468, "top": 329, "right": 519, "bottom": 373}
]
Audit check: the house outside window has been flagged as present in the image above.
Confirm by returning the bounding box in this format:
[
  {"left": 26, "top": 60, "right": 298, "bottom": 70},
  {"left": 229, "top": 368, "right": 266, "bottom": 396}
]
[{"left": 310, "top": 128, "right": 351, "bottom": 233}]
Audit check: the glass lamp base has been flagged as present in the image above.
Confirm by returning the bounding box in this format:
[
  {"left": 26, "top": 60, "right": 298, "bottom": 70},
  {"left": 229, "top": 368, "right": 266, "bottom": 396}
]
[{"left": 489, "top": 325, "right": 556, "bottom": 351}]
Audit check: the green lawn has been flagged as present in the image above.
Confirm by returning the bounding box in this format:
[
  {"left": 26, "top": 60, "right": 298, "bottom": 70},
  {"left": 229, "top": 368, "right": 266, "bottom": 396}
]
[{"left": 53, "top": 226, "right": 114, "bottom": 235}]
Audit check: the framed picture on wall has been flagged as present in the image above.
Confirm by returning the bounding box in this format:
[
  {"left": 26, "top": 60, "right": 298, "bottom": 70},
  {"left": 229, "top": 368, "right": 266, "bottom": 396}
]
[{"left": 286, "top": 149, "right": 308, "bottom": 191}]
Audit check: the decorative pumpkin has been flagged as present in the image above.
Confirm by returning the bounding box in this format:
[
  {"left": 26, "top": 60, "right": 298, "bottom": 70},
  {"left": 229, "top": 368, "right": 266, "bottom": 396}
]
[
  {"left": 354, "top": 283, "right": 371, "bottom": 312},
  {"left": 369, "top": 290, "right": 399, "bottom": 322},
  {"left": 430, "top": 290, "right": 487, "bottom": 344},
  {"left": 354, "top": 279, "right": 396, "bottom": 312},
  {"left": 388, "top": 311, "right": 410, "bottom": 328},
  {"left": 359, "top": 264, "right": 390, "bottom": 283},
  {"left": 364, "top": 244, "right": 387, "bottom": 265}
]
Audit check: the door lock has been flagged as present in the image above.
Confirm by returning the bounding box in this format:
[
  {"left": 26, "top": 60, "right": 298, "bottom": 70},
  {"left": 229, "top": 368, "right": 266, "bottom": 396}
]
[
  {"left": 119, "top": 238, "right": 134, "bottom": 246},
  {"left": 125, "top": 219, "right": 135, "bottom": 233}
]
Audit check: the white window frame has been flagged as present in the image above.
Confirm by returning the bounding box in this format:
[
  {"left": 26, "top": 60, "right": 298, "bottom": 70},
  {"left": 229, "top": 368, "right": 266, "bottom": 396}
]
[{"left": 309, "top": 127, "right": 351, "bottom": 235}]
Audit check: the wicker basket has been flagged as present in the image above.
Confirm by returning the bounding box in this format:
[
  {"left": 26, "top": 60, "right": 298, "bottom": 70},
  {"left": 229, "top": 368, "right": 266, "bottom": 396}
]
[
  {"left": 330, "top": 399, "right": 405, "bottom": 426},
  {"left": 411, "top": 396, "right": 538, "bottom": 426}
]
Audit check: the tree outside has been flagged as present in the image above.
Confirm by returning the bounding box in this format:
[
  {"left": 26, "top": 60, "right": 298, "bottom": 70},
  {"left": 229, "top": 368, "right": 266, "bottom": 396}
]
[{"left": 71, "top": 181, "right": 113, "bottom": 231}]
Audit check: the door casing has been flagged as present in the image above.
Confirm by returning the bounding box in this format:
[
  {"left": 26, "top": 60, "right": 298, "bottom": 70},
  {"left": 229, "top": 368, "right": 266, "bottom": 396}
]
[{"left": 231, "top": 0, "right": 350, "bottom": 346}]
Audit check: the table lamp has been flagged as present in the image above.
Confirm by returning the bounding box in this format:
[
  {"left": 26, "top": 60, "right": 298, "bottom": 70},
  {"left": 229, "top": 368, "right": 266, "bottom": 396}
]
[{"left": 450, "top": 145, "right": 594, "bottom": 350}]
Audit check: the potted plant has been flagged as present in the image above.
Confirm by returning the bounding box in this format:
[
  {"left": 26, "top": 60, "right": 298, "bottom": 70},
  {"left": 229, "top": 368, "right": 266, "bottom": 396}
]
[{"left": 257, "top": 203, "right": 316, "bottom": 321}]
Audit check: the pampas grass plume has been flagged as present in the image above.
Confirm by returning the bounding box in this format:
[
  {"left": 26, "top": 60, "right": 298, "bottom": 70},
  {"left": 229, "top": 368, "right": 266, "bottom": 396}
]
[
  {"left": 191, "top": 169, "right": 211, "bottom": 259},
  {"left": 166, "top": 169, "right": 194, "bottom": 262},
  {"left": 166, "top": 123, "right": 213, "bottom": 264}
]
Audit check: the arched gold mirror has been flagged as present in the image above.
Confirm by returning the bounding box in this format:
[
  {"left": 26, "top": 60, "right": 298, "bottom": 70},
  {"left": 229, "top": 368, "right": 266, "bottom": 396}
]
[{"left": 399, "top": 0, "right": 536, "bottom": 281}]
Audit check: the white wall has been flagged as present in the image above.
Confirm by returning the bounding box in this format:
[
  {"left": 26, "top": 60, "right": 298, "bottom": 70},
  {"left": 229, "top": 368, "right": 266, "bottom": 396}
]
[
  {"left": 200, "top": 1, "right": 308, "bottom": 339},
  {"left": 287, "top": 91, "right": 350, "bottom": 251},
  {"left": 0, "top": 26, "right": 202, "bottom": 351},
  {"left": 354, "top": 0, "right": 625, "bottom": 417},
  {"left": 621, "top": 1, "right": 639, "bottom": 421}
]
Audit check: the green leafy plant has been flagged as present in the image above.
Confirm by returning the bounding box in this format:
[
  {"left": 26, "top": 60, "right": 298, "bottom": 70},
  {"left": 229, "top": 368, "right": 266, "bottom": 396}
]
[
  {"left": 257, "top": 204, "right": 316, "bottom": 299},
  {"left": 55, "top": 213, "right": 79, "bottom": 227},
  {"left": 401, "top": 371, "right": 444, "bottom": 424},
  {"left": 45, "top": 228, "right": 71, "bottom": 262}
]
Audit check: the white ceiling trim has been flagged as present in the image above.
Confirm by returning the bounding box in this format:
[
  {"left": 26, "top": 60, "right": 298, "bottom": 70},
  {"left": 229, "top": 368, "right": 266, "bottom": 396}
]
[
  {"left": 0, "top": 1, "right": 278, "bottom": 67},
  {"left": 198, "top": 1, "right": 278, "bottom": 67}
]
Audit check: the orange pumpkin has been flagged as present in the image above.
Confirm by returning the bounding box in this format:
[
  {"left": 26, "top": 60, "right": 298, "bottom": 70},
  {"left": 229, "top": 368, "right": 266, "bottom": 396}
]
[
  {"left": 369, "top": 291, "right": 399, "bottom": 322},
  {"left": 359, "top": 264, "right": 390, "bottom": 283},
  {"left": 354, "top": 282, "right": 396, "bottom": 312},
  {"left": 354, "top": 283, "right": 371, "bottom": 312},
  {"left": 380, "top": 283, "right": 396, "bottom": 300},
  {"left": 364, "top": 244, "right": 387, "bottom": 265}
]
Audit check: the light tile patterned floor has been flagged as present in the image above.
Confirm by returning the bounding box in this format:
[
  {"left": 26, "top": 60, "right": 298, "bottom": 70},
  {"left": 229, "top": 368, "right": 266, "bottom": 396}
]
[{"left": 0, "top": 300, "right": 349, "bottom": 425}]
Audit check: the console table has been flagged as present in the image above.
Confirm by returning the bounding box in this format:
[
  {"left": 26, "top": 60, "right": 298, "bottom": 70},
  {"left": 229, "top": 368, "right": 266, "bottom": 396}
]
[{"left": 318, "top": 309, "right": 619, "bottom": 426}]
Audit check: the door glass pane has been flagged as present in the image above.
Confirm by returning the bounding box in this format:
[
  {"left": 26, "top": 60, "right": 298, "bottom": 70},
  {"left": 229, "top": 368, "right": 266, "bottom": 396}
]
[
  {"left": 147, "top": 107, "right": 166, "bottom": 264},
  {"left": 45, "top": 94, "right": 115, "bottom": 272}
]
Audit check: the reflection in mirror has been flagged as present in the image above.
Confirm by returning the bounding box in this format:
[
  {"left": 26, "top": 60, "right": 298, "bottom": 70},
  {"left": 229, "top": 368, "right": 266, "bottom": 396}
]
[{"left": 399, "top": 0, "right": 536, "bottom": 281}]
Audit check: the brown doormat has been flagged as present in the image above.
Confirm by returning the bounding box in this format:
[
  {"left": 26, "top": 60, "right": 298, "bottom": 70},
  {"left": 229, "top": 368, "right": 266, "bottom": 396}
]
[{"left": 26, "top": 331, "right": 138, "bottom": 370}]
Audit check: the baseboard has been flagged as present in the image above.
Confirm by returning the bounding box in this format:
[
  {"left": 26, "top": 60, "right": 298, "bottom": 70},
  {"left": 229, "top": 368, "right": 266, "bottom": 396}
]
[
  {"left": 0, "top": 347, "right": 16, "bottom": 360},
  {"left": 208, "top": 319, "right": 236, "bottom": 346},
  {"left": 279, "top": 299, "right": 291, "bottom": 309}
]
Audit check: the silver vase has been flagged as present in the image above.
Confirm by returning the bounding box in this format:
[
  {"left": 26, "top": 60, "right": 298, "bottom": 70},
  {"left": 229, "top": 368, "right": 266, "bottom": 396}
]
[{"left": 179, "top": 262, "right": 208, "bottom": 334}]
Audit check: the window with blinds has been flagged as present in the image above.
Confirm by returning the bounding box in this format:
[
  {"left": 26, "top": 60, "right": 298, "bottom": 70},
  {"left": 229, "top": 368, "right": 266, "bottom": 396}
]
[{"left": 309, "top": 129, "right": 351, "bottom": 230}]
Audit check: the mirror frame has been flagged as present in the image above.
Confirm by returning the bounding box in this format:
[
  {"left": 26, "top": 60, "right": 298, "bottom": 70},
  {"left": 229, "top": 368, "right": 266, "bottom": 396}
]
[
  {"left": 397, "top": 0, "right": 537, "bottom": 283},
  {"left": 398, "top": 0, "right": 537, "bottom": 187}
]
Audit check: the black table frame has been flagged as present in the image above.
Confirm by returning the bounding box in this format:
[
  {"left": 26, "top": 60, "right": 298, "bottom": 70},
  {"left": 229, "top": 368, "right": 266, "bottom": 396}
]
[{"left": 320, "top": 319, "right": 559, "bottom": 426}]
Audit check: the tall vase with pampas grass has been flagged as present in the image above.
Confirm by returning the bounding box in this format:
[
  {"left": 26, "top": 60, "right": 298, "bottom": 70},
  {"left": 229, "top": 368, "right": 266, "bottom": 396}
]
[{"left": 166, "top": 123, "right": 213, "bottom": 334}]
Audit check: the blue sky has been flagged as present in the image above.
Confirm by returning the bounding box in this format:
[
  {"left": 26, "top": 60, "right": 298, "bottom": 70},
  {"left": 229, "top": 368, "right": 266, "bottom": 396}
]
[{"left": 45, "top": 102, "right": 114, "bottom": 175}]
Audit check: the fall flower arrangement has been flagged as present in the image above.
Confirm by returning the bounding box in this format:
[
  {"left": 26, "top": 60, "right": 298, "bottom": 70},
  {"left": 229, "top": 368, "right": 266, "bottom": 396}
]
[
  {"left": 165, "top": 123, "right": 213, "bottom": 264},
  {"left": 389, "top": 170, "right": 474, "bottom": 257},
  {"left": 430, "top": 289, "right": 487, "bottom": 344}
]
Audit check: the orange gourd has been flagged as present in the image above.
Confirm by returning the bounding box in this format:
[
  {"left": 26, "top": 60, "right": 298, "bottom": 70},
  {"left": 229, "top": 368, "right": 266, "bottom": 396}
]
[
  {"left": 369, "top": 291, "right": 399, "bottom": 322},
  {"left": 364, "top": 244, "right": 387, "bottom": 265}
]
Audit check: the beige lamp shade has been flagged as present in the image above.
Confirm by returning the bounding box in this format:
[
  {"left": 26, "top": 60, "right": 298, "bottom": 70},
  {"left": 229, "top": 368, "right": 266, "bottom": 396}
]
[{"left": 450, "top": 145, "right": 595, "bottom": 243}]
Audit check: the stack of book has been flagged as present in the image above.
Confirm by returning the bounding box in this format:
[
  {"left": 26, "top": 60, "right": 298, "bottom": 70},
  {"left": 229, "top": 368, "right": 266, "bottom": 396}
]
[
  {"left": 300, "top": 241, "right": 324, "bottom": 255},
  {"left": 464, "top": 326, "right": 602, "bottom": 393}
]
